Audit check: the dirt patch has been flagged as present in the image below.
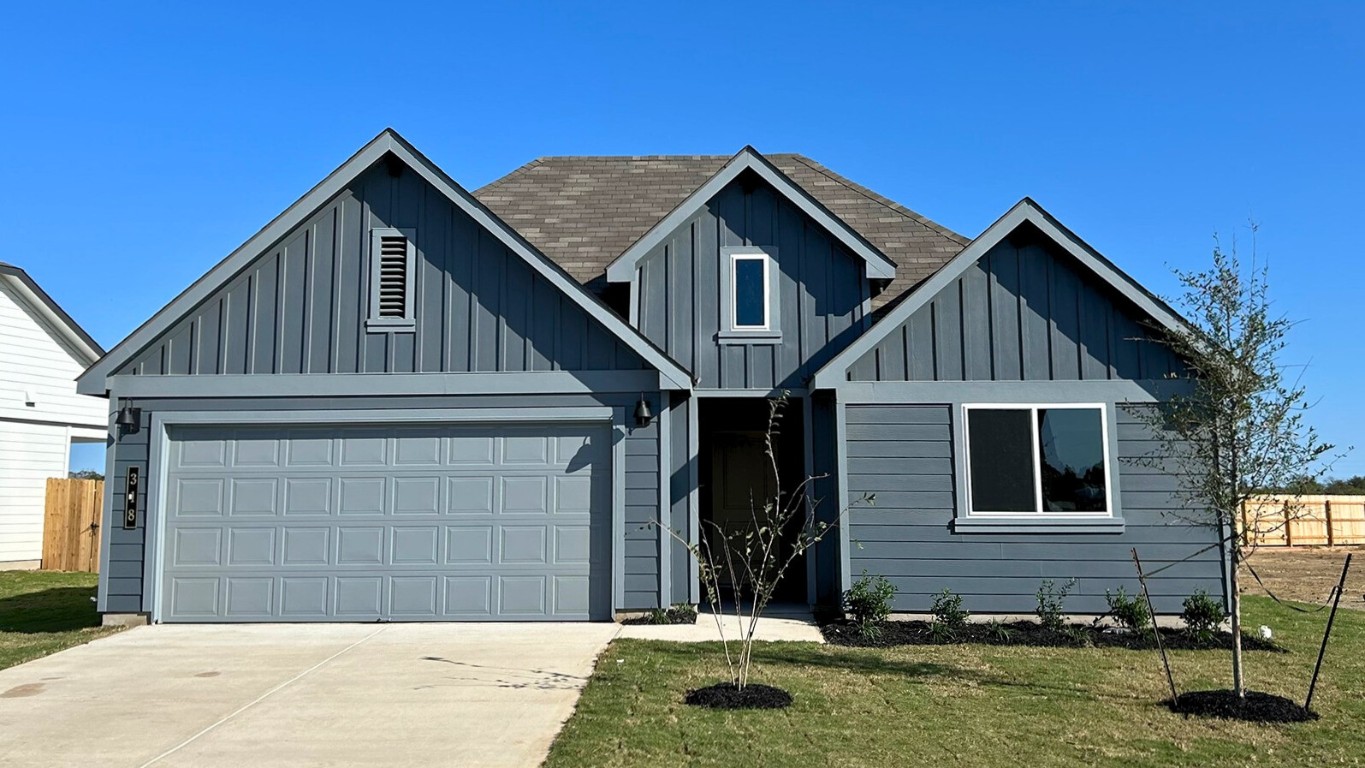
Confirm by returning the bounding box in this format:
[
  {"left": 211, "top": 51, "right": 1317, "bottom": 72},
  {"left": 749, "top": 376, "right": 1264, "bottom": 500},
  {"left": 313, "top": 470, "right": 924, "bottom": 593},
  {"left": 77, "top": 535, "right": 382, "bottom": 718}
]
[
  {"left": 0, "top": 683, "right": 44, "bottom": 698},
  {"left": 1241, "top": 547, "right": 1364, "bottom": 610},
  {"left": 685, "top": 683, "right": 793, "bottom": 709},
  {"left": 821, "top": 620, "right": 1285, "bottom": 652},
  {"left": 195, "top": 671, "right": 221, "bottom": 678},
  {"left": 1167, "top": 689, "right": 1318, "bottom": 723}
]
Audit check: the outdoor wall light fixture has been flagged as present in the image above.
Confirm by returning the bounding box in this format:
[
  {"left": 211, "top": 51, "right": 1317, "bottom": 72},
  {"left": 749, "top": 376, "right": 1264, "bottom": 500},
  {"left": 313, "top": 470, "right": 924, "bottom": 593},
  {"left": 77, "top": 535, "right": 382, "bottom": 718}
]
[
  {"left": 116, "top": 401, "right": 142, "bottom": 436},
  {"left": 634, "top": 394, "right": 653, "bottom": 428}
]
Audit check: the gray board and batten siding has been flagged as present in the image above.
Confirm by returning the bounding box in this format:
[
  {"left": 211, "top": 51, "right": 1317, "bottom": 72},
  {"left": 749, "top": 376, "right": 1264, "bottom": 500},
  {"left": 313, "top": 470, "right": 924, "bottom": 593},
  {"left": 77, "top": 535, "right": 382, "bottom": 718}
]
[
  {"left": 95, "top": 139, "right": 684, "bottom": 619},
  {"left": 828, "top": 212, "right": 1222, "bottom": 614},
  {"left": 846, "top": 223, "right": 1184, "bottom": 383},
  {"left": 119, "top": 162, "right": 652, "bottom": 378},
  {"left": 633, "top": 175, "right": 872, "bottom": 391}
]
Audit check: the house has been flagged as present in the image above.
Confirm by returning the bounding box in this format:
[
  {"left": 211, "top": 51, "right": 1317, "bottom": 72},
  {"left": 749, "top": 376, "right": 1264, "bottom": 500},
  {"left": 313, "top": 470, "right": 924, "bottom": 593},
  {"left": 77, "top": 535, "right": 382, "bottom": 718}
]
[
  {"left": 0, "top": 262, "right": 107, "bottom": 568},
  {"left": 75, "top": 130, "right": 1225, "bottom": 623}
]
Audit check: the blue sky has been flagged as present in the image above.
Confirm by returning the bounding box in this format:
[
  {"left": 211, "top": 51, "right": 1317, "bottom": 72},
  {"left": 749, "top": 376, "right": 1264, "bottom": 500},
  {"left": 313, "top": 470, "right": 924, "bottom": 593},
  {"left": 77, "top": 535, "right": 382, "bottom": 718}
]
[{"left": 5, "top": 2, "right": 1359, "bottom": 476}]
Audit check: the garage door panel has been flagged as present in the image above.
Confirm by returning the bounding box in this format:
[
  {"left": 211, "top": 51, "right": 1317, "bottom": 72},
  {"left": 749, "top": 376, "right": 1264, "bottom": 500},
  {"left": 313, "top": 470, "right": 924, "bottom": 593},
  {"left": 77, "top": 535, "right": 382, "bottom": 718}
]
[
  {"left": 225, "top": 577, "right": 274, "bottom": 617},
  {"left": 226, "top": 528, "right": 275, "bottom": 566},
  {"left": 161, "top": 423, "right": 613, "bottom": 622},
  {"left": 280, "top": 577, "right": 329, "bottom": 617},
  {"left": 392, "top": 527, "right": 439, "bottom": 564},
  {"left": 393, "top": 476, "right": 441, "bottom": 515},
  {"left": 282, "top": 528, "right": 330, "bottom": 565},
  {"left": 229, "top": 478, "right": 278, "bottom": 516}
]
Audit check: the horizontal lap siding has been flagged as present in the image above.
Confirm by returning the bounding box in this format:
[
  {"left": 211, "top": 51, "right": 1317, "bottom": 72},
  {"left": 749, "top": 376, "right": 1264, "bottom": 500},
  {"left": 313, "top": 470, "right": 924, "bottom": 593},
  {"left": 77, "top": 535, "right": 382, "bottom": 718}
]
[
  {"left": 845, "top": 404, "right": 1221, "bottom": 614},
  {"left": 848, "top": 229, "right": 1183, "bottom": 382},
  {"left": 120, "top": 165, "right": 646, "bottom": 377},
  {"left": 636, "top": 178, "right": 869, "bottom": 390},
  {"left": 105, "top": 407, "right": 150, "bottom": 612},
  {"left": 102, "top": 393, "right": 662, "bottom": 615}
]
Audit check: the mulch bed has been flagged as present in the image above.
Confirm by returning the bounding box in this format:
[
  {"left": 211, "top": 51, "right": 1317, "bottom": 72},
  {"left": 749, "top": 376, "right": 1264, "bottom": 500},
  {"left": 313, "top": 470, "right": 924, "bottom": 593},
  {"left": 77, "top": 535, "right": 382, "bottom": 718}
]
[
  {"left": 820, "top": 620, "right": 1286, "bottom": 652},
  {"left": 619, "top": 609, "right": 697, "bottom": 626},
  {"left": 685, "top": 682, "right": 793, "bottom": 710},
  {"left": 1167, "top": 690, "right": 1318, "bottom": 723}
]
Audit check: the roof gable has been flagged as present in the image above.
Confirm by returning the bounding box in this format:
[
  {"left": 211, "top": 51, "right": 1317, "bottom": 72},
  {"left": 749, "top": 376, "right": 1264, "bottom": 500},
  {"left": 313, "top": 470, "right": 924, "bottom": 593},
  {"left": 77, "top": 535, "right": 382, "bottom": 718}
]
[
  {"left": 474, "top": 153, "right": 966, "bottom": 305},
  {"left": 812, "top": 198, "right": 1190, "bottom": 388},
  {"left": 77, "top": 130, "right": 693, "bottom": 394},
  {"left": 604, "top": 147, "right": 898, "bottom": 283},
  {"left": 0, "top": 262, "right": 104, "bottom": 366}
]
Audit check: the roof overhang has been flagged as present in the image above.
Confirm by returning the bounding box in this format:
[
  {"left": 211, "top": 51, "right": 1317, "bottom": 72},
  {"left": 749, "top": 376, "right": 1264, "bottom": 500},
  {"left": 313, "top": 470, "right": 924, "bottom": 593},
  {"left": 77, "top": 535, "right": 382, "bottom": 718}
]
[
  {"left": 77, "top": 130, "right": 694, "bottom": 395},
  {"left": 812, "top": 197, "right": 1191, "bottom": 389},
  {"left": 0, "top": 262, "right": 104, "bottom": 367},
  {"left": 604, "top": 146, "right": 898, "bottom": 284}
]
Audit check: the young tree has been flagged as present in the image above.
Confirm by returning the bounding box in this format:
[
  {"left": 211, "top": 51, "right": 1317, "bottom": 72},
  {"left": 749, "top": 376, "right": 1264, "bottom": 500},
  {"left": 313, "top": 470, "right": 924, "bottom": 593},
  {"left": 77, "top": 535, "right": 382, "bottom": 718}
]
[
  {"left": 657, "top": 393, "right": 872, "bottom": 692},
  {"left": 1136, "top": 233, "right": 1339, "bottom": 699}
]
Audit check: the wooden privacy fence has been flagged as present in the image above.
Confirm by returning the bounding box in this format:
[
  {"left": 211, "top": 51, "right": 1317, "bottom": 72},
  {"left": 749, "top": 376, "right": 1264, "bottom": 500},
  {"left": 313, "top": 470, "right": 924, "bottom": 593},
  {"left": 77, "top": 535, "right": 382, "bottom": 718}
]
[
  {"left": 1244, "top": 495, "right": 1365, "bottom": 548},
  {"left": 42, "top": 478, "right": 104, "bottom": 572}
]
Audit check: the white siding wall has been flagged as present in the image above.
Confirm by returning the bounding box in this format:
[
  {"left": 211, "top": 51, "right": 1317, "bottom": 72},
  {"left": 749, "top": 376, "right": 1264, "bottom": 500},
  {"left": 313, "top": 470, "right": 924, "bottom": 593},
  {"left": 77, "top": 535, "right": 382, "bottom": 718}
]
[
  {"left": 0, "top": 420, "right": 70, "bottom": 561},
  {"left": 0, "top": 283, "right": 106, "bottom": 427},
  {"left": 0, "top": 280, "right": 108, "bottom": 563}
]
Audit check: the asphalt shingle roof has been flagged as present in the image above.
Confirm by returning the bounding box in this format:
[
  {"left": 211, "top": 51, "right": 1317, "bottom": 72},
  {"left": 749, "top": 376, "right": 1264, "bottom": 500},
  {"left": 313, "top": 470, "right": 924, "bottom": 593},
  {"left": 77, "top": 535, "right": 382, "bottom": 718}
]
[{"left": 473, "top": 153, "right": 969, "bottom": 310}]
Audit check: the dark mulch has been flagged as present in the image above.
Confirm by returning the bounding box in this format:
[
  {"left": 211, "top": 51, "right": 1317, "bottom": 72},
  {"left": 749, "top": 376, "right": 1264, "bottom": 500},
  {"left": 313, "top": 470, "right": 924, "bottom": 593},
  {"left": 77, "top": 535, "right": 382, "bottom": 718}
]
[
  {"left": 685, "top": 683, "right": 793, "bottom": 710},
  {"left": 620, "top": 607, "right": 698, "bottom": 626},
  {"left": 820, "top": 620, "right": 1286, "bottom": 653},
  {"left": 1167, "top": 690, "right": 1318, "bottom": 723}
]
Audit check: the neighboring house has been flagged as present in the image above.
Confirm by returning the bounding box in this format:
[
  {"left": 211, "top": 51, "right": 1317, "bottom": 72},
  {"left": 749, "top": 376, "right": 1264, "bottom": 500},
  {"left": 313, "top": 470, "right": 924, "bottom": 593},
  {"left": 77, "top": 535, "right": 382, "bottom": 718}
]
[
  {"left": 76, "top": 130, "right": 1225, "bottom": 623},
  {"left": 0, "top": 262, "right": 107, "bottom": 568}
]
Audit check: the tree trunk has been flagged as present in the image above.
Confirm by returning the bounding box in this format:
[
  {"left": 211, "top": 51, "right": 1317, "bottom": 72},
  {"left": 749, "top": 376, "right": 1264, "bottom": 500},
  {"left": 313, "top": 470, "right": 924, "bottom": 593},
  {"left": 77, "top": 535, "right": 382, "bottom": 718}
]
[{"left": 1229, "top": 542, "right": 1246, "bottom": 699}]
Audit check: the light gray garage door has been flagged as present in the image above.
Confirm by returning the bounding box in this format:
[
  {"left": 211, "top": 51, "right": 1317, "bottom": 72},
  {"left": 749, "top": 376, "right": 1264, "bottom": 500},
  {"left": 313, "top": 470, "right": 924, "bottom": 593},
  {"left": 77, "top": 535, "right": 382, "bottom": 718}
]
[{"left": 159, "top": 422, "right": 612, "bottom": 622}]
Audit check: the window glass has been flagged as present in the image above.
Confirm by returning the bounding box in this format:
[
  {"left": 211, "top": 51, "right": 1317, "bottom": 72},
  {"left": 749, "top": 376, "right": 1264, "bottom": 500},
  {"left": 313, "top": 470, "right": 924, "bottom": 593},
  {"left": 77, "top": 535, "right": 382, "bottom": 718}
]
[
  {"left": 966, "top": 409, "right": 1036, "bottom": 512},
  {"left": 1037, "top": 408, "right": 1107, "bottom": 512},
  {"left": 733, "top": 257, "right": 766, "bottom": 328}
]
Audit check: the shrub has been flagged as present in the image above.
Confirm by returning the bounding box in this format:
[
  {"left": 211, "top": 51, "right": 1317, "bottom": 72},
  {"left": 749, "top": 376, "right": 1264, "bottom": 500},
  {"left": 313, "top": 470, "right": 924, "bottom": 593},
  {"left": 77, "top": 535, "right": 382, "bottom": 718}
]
[
  {"left": 929, "top": 589, "right": 970, "bottom": 634},
  {"left": 843, "top": 572, "right": 896, "bottom": 628},
  {"left": 1061, "top": 625, "right": 1093, "bottom": 648},
  {"left": 1181, "top": 589, "right": 1228, "bottom": 642},
  {"left": 986, "top": 619, "right": 1015, "bottom": 644},
  {"left": 1035, "top": 577, "right": 1078, "bottom": 632},
  {"left": 1104, "top": 587, "right": 1152, "bottom": 632},
  {"left": 667, "top": 602, "right": 698, "bottom": 624}
]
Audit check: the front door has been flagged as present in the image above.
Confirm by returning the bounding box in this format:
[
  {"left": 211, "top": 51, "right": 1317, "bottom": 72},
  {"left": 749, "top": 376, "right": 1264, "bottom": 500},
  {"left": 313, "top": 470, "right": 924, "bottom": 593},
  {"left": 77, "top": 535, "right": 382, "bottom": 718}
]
[{"left": 707, "top": 431, "right": 777, "bottom": 593}]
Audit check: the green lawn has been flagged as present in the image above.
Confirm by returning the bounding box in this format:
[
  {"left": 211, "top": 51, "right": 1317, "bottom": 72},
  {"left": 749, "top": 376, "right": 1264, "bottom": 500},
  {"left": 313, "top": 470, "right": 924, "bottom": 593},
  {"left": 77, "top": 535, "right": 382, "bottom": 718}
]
[
  {"left": 546, "top": 597, "right": 1365, "bottom": 767},
  {"left": 0, "top": 571, "right": 123, "bottom": 671}
]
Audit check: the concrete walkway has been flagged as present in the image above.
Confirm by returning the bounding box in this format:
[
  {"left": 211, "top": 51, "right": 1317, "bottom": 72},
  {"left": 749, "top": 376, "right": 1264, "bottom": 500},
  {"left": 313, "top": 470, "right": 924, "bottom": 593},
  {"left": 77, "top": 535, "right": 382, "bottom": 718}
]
[
  {"left": 0, "top": 623, "right": 618, "bottom": 768},
  {"left": 617, "top": 613, "right": 825, "bottom": 643}
]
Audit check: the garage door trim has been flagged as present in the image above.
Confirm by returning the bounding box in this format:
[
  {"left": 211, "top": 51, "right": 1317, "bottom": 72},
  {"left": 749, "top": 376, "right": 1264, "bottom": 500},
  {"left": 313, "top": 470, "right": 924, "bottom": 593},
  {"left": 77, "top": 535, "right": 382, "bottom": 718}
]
[{"left": 142, "top": 407, "right": 624, "bottom": 623}]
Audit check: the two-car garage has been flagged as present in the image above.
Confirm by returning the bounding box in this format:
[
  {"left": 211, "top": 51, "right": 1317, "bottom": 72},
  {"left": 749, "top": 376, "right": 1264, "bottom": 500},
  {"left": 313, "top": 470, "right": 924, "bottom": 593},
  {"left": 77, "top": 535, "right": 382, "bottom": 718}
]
[{"left": 156, "top": 421, "right": 614, "bottom": 622}]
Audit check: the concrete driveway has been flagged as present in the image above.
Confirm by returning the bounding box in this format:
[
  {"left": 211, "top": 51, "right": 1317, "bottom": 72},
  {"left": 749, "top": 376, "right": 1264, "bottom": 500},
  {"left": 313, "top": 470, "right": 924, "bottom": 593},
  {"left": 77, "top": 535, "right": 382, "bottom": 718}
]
[{"left": 0, "top": 622, "right": 619, "bottom": 768}]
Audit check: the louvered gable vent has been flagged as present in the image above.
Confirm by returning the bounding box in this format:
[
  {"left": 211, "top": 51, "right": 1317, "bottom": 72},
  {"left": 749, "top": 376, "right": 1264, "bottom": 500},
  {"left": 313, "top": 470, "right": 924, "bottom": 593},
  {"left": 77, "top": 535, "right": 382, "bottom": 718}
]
[
  {"left": 368, "top": 227, "right": 416, "bottom": 328},
  {"left": 376, "top": 234, "right": 409, "bottom": 317}
]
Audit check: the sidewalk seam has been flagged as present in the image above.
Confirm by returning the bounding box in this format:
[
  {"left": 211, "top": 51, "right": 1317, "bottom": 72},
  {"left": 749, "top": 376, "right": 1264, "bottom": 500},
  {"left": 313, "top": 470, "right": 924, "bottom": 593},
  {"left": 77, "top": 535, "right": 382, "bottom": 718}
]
[{"left": 138, "top": 626, "right": 389, "bottom": 767}]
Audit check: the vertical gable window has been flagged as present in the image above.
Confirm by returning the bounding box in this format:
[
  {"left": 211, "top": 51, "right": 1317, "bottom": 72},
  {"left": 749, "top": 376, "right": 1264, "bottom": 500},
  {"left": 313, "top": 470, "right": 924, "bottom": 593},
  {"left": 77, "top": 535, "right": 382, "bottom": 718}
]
[
  {"left": 367, "top": 227, "right": 416, "bottom": 331},
  {"left": 718, "top": 247, "right": 781, "bottom": 343},
  {"left": 731, "top": 254, "right": 769, "bottom": 329},
  {"left": 963, "top": 404, "right": 1112, "bottom": 516}
]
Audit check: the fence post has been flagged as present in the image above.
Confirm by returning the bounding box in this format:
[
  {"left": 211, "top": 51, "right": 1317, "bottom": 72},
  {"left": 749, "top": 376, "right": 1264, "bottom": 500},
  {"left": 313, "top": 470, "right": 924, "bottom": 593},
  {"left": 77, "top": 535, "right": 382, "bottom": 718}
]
[
  {"left": 1284, "top": 501, "right": 1293, "bottom": 547},
  {"left": 1324, "top": 499, "right": 1334, "bottom": 547}
]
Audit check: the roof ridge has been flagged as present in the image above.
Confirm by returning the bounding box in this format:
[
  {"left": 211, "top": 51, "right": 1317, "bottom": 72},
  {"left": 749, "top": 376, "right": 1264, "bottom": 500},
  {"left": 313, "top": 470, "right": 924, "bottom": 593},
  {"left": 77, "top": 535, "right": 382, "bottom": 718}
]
[{"left": 783, "top": 154, "right": 969, "bottom": 246}]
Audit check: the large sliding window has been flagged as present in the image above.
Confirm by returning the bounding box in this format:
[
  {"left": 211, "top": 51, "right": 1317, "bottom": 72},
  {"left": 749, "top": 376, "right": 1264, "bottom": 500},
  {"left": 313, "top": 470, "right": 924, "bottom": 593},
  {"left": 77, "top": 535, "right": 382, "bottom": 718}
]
[{"left": 963, "top": 404, "right": 1112, "bottom": 517}]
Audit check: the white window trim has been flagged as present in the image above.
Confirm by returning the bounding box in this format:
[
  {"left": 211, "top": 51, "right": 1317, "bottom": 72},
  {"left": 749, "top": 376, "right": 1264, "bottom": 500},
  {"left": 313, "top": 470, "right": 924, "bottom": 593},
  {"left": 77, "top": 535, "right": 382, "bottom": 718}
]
[
  {"left": 961, "top": 402, "right": 1114, "bottom": 519},
  {"left": 729, "top": 252, "right": 771, "bottom": 331}
]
